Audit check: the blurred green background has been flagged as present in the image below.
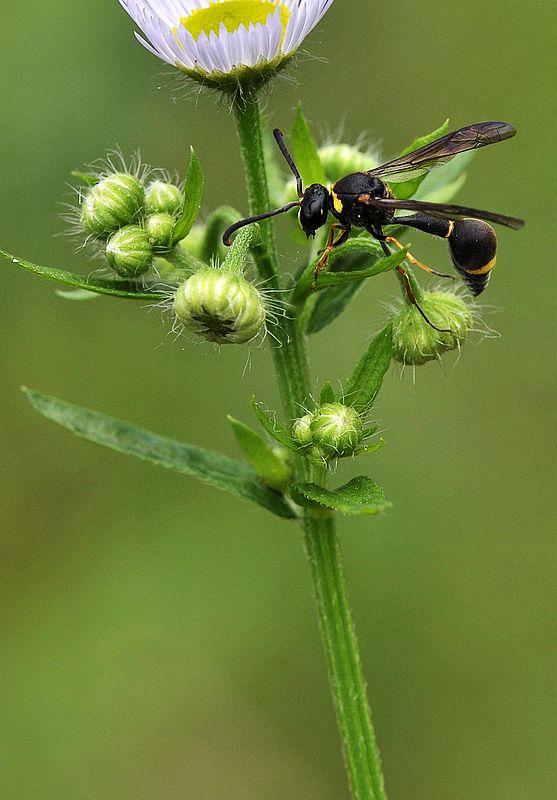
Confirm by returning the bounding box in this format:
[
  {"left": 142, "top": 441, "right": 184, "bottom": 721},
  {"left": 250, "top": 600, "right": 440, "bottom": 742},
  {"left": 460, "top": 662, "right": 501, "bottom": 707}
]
[{"left": 1, "top": 2, "right": 555, "bottom": 798}]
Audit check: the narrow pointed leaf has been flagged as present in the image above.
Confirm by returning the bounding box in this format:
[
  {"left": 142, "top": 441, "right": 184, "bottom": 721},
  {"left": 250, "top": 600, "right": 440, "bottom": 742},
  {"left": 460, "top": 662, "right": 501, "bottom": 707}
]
[
  {"left": 319, "top": 382, "right": 336, "bottom": 405},
  {"left": 70, "top": 170, "right": 98, "bottom": 187},
  {"left": 316, "top": 247, "right": 407, "bottom": 288},
  {"left": 356, "top": 438, "right": 386, "bottom": 456},
  {"left": 55, "top": 288, "right": 100, "bottom": 301},
  {"left": 24, "top": 388, "right": 297, "bottom": 520},
  {"left": 293, "top": 238, "right": 400, "bottom": 302},
  {"left": 391, "top": 119, "right": 450, "bottom": 199},
  {"left": 227, "top": 415, "right": 291, "bottom": 489},
  {"left": 291, "top": 105, "right": 327, "bottom": 187},
  {"left": 343, "top": 324, "right": 393, "bottom": 413},
  {"left": 290, "top": 476, "right": 391, "bottom": 515},
  {"left": 251, "top": 398, "right": 297, "bottom": 451},
  {"left": 1, "top": 248, "right": 165, "bottom": 300},
  {"left": 172, "top": 146, "right": 204, "bottom": 244}
]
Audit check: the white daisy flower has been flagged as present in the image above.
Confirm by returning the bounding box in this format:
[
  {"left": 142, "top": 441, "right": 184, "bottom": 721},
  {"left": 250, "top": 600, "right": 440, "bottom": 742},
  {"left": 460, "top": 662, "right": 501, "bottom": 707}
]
[{"left": 119, "top": 0, "right": 335, "bottom": 88}]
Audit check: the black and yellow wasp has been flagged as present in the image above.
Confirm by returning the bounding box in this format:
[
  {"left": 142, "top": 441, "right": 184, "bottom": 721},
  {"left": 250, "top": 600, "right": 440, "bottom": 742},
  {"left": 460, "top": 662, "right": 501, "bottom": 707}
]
[{"left": 223, "top": 121, "right": 524, "bottom": 329}]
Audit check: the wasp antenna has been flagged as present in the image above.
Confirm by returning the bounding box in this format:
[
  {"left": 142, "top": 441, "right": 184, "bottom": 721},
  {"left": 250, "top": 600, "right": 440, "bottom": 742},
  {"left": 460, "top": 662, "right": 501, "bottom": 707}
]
[
  {"left": 222, "top": 201, "right": 301, "bottom": 246},
  {"left": 273, "top": 128, "right": 304, "bottom": 198}
]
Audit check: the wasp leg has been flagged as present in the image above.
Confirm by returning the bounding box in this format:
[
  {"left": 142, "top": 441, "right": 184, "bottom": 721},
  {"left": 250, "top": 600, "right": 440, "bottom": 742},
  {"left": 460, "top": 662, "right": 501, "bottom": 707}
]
[
  {"left": 385, "top": 235, "right": 455, "bottom": 280},
  {"left": 312, "top": 224, "right": 350, "bottom": 290},
  {"left": 378, "top": 240, "right": 452, "bottom": 334}
]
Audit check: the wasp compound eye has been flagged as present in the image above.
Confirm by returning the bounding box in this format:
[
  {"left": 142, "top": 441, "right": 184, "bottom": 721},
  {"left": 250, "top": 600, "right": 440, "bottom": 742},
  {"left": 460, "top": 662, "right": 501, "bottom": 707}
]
[{"left": 299, "top": 184, "right": 329, "bottom": 237}]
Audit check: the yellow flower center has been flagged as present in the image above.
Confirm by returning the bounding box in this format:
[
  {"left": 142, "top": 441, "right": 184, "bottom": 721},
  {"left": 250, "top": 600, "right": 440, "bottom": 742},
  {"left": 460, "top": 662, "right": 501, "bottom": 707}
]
[{"left": 180, "top": 0, "right": 290, "bottom": 43}]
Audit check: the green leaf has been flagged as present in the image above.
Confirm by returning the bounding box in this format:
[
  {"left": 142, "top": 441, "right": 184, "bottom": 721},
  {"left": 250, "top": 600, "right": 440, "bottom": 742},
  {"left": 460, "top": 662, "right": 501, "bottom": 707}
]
[
  {"left": 293, "top": 238, "right": 400, "bottom": 302},
  {"left": 414, "top": 150, "right": 474, "bottom": 203},
  {"left": 290, "top": 476, "right": 390, "bottom": 515},
  {"left": 1, "top": 248, "right": 165, "bottom": 300},
  {"left": 23, "top": 388, "right": 297, "bottom": 520},
  {"left": 342, "top": 324, "right": 393, "bottom": 414},
  {"left": 316, "top": 247, "right": 407, "bottom": 288},
  {"left": 199, "top": 205, "right": 242, "bottom": 264},
  {"left": 319, "top": 382, "right": 336, "bottom": 405},
  {"left": 55, "top": 288, "right": 100, "bottom": 301},
  {"left": 227, "top": 415, "right": 291, "bottom": 489},
  {"left": 391, "top": 119, "right": 450, "bottom": 199},
  {"left": 356, "top": 438, "right": 385, "bottom": 456},
  {"left": 172, "top": 146, "right": 204, "bottom": 244},
  {"left": 291, "top": 105, "right": 327, "bottom": 187},
  {"left": 304, "top": 239, "right": 383, "bottom": 334},
  {"left": 251, "top": 398, "right": 298, "bottom": 451},
  {"left": 70, "top": 170, "right": 98, "bottom": 187}
]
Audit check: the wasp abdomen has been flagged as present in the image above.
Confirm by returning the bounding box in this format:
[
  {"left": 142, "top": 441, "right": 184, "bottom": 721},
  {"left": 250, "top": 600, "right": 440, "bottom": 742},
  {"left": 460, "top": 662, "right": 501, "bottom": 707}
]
[{"left": 448, "top": 219, "right": 497, "bottom": 296}]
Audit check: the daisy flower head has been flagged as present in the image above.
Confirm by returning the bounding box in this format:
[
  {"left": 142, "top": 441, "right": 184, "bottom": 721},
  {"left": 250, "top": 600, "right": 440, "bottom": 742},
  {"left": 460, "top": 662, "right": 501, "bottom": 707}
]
[{"left": 119, "top": 0, "right": 335, "bottom": 90}]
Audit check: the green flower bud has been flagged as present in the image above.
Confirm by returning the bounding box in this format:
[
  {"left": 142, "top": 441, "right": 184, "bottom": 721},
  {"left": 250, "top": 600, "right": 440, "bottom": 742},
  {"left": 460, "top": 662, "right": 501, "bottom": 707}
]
[
  {"left": 292, "top": 413, "right": 314, "bottom": 447},
  {"left": 392, "top": 290, "right": 473, "bottom": 365},
  {"left": 145, "top": 181, "right": 183, "bottom": 215},
  {"left": 146, "top": 212, "right": 176, "bottom": 250},
  {"left": 310, "top": 403, "right": 364, "bottom": 457},
  {"left": 174, "top": 268, "right": 266, "bottom": 344},
  {"left": 318, "top": 143, "right": 378, "bottom": 183},
  {"left": 106, "top": 225, "right": 153, "bottom": 278},
  {"left": 80, "top": 173, "right": 144, "bottom": 237}
]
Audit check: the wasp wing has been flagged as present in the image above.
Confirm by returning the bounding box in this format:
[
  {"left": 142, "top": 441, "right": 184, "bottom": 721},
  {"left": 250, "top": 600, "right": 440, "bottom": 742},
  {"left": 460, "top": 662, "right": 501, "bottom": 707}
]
[
  {"left": 372, "top": 197, "right": 524, "bottom": 230},
  {"left": 369, "top": 122, "right": 516, "bottom": 184}
]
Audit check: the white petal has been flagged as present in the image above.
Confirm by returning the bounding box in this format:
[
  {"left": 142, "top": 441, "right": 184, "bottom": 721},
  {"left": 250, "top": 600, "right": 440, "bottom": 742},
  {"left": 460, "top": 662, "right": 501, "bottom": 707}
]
[{"left": 120, "top": 0, "right": 337, "bottom": 76}]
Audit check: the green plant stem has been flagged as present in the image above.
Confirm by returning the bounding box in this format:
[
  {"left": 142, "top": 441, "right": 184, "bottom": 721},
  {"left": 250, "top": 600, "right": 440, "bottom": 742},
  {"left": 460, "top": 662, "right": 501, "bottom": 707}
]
[
  {"left": 232, "top": 91, "right": 386, "bottom": 800},
  {"left": 232, "top": 92, "right": 309, "bottom": 425},
  {"left": 304, "top": 512, "right": 386, "bottom": 800}
]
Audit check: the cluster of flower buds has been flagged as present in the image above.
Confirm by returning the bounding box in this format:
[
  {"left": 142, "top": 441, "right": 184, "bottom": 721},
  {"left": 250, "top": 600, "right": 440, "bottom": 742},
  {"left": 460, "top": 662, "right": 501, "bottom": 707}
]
[
  {"left": 292, "top": 403, "right": 366, "bottom": 464},
  {"left": 79, "top": 171, "right": 185, "bottom": 278}
]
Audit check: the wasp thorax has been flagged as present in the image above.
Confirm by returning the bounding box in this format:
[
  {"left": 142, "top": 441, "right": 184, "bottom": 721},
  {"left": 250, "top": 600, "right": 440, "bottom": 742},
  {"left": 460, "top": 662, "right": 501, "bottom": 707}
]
[
  {"left": 106, "top": 225, "right": 153, "bottom": 278},
  {"left": 80, "top": 173, "right": 144, "bottom": 238},
  {"left": 174, "top": 268, "right": 266, "bottom": 345},
  {"left": 392, "top": 290, "right": 473, "bottom": 365}
]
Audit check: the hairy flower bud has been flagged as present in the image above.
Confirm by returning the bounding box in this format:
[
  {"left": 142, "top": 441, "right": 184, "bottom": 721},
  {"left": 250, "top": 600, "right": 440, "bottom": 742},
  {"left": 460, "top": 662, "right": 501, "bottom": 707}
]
[
  {"left": 392, "top": 290, "right": 473, "bottom": 365},
  {"left": 145, "top": 212, "right": 176, "bottom": 250},
  {"left": 174, "top": 268, "right": 266, "bottom": 344},
  {"left": 145, "top": 181, "right": 183, "bottom": 215},
  {"left": 310, "top": 403, "right": 364, "bottom": 457},
  {"left": 318, "top": 142, "right": 377, "bottom": 182},
  {"left": 292, "top": 413, "right": 314, "bottom": 447},
  {"left": 80, "top": 173, "right": 144, "bottom": 237},
  {"left": 106, "top": 225, "right": 153, "bottom": 277}
]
